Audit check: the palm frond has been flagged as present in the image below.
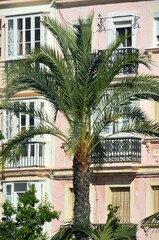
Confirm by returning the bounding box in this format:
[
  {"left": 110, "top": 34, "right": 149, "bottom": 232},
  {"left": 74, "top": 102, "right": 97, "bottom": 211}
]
[
  {"left": 0, "top": 124, "right": 67, "bottom": 164},
  {"left": 141, "top": 212, "right": 159, "bottom": 227}
]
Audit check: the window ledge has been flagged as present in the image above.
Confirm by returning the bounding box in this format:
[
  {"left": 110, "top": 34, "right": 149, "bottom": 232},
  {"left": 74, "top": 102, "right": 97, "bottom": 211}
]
[{"left": 145, "top": 47, "right": 159, "bottom": 54}]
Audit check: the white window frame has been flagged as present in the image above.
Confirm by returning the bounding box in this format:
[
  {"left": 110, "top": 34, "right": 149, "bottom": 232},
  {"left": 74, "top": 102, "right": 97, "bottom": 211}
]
[
  {"left": 153, "top": 13, "right": 159, "bottom": 47},
  {"left": 108, "top": 12, "right": 137, "bottom": 48},
  {"left": 2, "top": 181, "right": 44, "bottom": 207},
  {"left": 2, "top": 98, "right": 45, "bottom": 140},
  {"left": 6, "top": 13, "right": 46, "bottom": 60}
]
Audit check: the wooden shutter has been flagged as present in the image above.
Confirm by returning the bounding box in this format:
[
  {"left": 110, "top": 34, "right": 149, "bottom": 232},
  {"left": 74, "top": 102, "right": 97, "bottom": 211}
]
[{"left": 111, "top": 187, "right": 130, "bottom": 223}]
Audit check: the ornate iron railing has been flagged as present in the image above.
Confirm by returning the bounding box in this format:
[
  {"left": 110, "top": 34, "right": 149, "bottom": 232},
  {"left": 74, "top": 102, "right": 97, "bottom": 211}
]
[
  {"left": 92, "top": 137, "right": 141, "bottom": 163},
  {"left": 98, "top": 47, "right": 139, "bottom": 74},
  {"left": 5, "top": 142, "right": 45, "bottom": 168}
]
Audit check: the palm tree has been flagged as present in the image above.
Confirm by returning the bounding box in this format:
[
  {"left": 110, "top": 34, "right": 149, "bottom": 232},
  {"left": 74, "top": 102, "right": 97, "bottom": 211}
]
[{"left": 2, "top": 15, "right": 159, "bottom": 233}]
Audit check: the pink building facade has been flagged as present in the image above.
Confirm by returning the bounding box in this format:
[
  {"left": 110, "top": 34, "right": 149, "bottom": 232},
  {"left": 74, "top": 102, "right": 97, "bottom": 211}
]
[{"left": 0, "top": 0, "right": 159, "bottom": 239}]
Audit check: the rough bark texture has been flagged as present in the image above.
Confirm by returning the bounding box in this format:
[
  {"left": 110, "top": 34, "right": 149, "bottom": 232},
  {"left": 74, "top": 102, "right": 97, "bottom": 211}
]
[{"left": 73, "top": 148, "right": 91, "bottom": 230}]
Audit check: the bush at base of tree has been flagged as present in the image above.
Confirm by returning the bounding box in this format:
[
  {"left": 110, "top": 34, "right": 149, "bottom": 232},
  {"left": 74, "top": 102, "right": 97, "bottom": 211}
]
[
  {"left": 0, "top": 185, "right": 60, "bottom": 240},
  {"left": 51, "top": 205, "right": 137, "bottom": 240}
]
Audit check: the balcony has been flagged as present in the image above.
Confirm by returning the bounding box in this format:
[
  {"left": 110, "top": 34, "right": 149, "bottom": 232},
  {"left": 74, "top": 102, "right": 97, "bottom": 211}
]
[
  {"left": 5, "top": 142, "right": 45, "bottom": 168},
  {"left": 98, "top": 48, "right": 139, "bottom": 75},
  {"left": 92, "top": 137, "right": 141, "bottom": 163}
]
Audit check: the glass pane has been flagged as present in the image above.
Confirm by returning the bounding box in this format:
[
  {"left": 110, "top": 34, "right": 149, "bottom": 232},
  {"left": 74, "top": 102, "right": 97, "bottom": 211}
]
[
  {"left": 22, "top": 144, "right": 28, "bottom": 157},
  {"left": 8, "top": 24, "right": 14, "bottom": 56},
  {"left": 35, "top": 42, "right": 40, "bottom": 49},
  {"left": 25, "top": 18, "right": 31, "bottom": 29},
  {"left": 25, "top": 30, "right": 31, "bottom": 42},
  {"left": 39, "top": 144, "right": 43, "bottom": 157},
  {"left": 29, "top": 102, "right": 34, "bottom": 126},
  {"left": 21, "top": 114, "right": 26, "bottom": 126},
  {"left": 25, "top": 43, "right": 31, "bottom": 54},
  {"left": 17, "top": 43, "right": 23, "bottom": 55},
  {"left": 35, "top": 29, "right": 40, "bottom": 41},
  {"left": 30, "top": 144, "right": 35, "bottom": 157},
  {"left": 15, "top": 183, "right": 27, "bottom": 192},
  {"left": 8, "top": 20, "right": 13, "bottom": 31},
  {"left": 6, "top": 185, "right": 11, "bottom": 195},
  {"left": 127, "top": 27, "right": 132, "bottom": 46},
  {"left": 17, "top": 31, "right": 23, "bottom": 42},
  {"left": 17, "top": 19, "right": 23, "bottom": 30},
  {"left": 35, "top": 16, "right": 40, "bottom": 28}
]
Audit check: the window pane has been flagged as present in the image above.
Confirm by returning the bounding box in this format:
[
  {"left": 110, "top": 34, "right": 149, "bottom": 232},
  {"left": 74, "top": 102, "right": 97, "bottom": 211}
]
[
  {"left": 17, "top": 43, "right": 23, "bottom": 55},
  {"left": 8, "top": 20, "right": 14, "bottom": 56},
  {"left": 35, "top": 42, "right": 40, "bottom": 49},
  {"left": 39, "top": 144, "right": 43, "bottom": 157},
  {"left": 8, "top": 20, "right": 13, "bottom": 31},
  {"left": 29, "top": 102, "right": 34, "bottom": 126},
  {"left": 17, "top": 31, "right": 23, "bottom": 43},
  {"left": 21, "top": 115, "right": 26, "bottom": 126},
  {"left": 17, "top": 19, "right": 23, "bottom": 30},
  {"left": 22, "top": 144, "right": 28, "bottom": 157},
  {"left": 35, "top": 17, "right": 40, "bottom": 28},
  {"left": 25, "top": 43, "right": 31, "bottom": 54},
  {"left": 15, "top": 183, "right": 27, "bottom": 192},
  {"left": 35, "top": 29, "right": 40, "bottom": 41},
  {"left": 25, "top": 18, "right": 31, "bottom": 29},
  {"left": 26, "top": 30, "right": 31, "bottom": 42},
  {"left": 6, "top": 185, "right": 12, "bottom": 195},
  {"left": 30, "top": 144, "right": 35, "bottom": 157},
  {"left": 127, "top": 27, "right": 132, "bottom": 46}
]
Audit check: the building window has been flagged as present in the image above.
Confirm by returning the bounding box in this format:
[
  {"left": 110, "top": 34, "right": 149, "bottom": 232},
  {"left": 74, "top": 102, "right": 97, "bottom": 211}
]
[
  {"left": 3, "top": 99, "right": 45, "bottom": 140},
  {"left": 115, "top": 22, "right": 132, "bottom": 47},
  {"left": 6, "top": 14, "right": 46, "bottom": 60},
  {"left": 111, "top": 187, "right": 130, "bottom": 223},
  {"left": 152, "top": 186, "right": 159, "bottom": 213},
  {"left": 2, "top": 181, "right": 43, "bottom": 207},
  {"left": 108, "top": 14, "right": 136, "bottom": 48},
  {"left": 96, "top": 90, "right": 130, "bottom": 136},
  {"left": 153, "top": 14, "right": 159, "bottom": 47}
]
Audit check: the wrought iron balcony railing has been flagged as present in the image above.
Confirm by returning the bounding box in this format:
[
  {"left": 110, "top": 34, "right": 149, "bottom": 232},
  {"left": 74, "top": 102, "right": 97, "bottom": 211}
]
[
  {"left": 98, "top": 47, "right": 139, "bottom": 74},
  {"left": 92, "top": 137, "right": 141, "bottom": 163},
  {"left": 5, "top": 142, "right": 45, "bottom": 168}
]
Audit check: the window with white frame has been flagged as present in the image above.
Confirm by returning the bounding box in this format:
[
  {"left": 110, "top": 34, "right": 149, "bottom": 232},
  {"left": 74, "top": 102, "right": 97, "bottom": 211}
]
[
  {"left": 153, "top": 14, "right": 159, "bottom": 47},
  {"left": 111, "top": 187, "right": 130, "bottom": 223},
  {"left": 3, "top": 99, "right": 45, "bottom": 140},
  {"left": 2, "top": 181, "right": 44, "bottom": 207},
  {"left": 6, "top": 13, "right": 46, "bottom": 60},
  {"left": 115, "top": 21, "right": 132, "bottom": 48},
  {"left": 108, "top": 14, "right": 136, "bottom": 48}
]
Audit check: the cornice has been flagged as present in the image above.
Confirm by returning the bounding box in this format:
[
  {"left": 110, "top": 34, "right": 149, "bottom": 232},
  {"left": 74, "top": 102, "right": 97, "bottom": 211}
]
[
  {"left": 51, "top": 165, "right": 159, "bottom": 179},
  {"left": 0, "top": 0, "right": 51, "bottom": 8},
  {"left": 55, "top": 0, "right": 155, "bottom": 7},
  {"left": 1, "top": 168, "right": 51, "bottom": 179}
]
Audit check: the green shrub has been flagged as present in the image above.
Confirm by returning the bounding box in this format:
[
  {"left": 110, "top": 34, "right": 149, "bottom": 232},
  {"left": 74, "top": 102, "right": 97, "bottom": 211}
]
[{"left": 0, "top": 185, "right": 60, "bottom": 240}]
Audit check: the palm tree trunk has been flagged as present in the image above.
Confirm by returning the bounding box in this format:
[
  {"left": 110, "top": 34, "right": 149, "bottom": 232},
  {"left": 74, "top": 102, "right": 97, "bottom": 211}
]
[{"left": 73, "top": 149, "right": 91, "bottom": 229}]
